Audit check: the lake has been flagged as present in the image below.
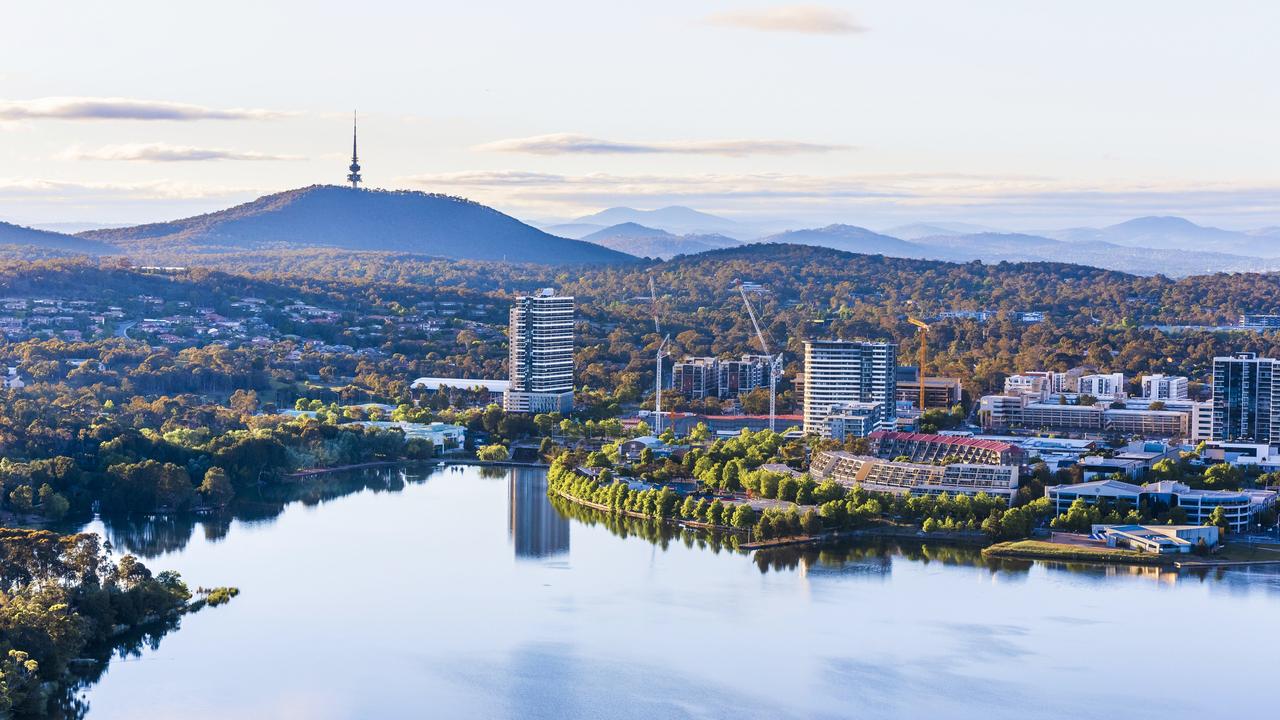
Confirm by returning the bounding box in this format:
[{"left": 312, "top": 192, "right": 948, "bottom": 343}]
[{"left": 72, "top": 464, "right": 1278, "bottom": 719}]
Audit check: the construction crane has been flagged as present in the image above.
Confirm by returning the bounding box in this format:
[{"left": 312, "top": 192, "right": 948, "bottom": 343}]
[
  {"left": 738, "top": 281, "right": 779, "bottom": 432},
  {"left": 908, "top": 316, "right": 931, "bottom": 412},
  {"left": 649, "top": 277, "right": 671, "bottom": 436}
]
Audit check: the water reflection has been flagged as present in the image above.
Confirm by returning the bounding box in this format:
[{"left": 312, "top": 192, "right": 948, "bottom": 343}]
[
  {"left": 67, "top": 464, "right": 1280, "bottom": 720},
  {"left": 95, "top": 465, "right": 433, "bottom": 558},
  {"left": 508, "top": 468, "right": 570, "bottom": 560}
]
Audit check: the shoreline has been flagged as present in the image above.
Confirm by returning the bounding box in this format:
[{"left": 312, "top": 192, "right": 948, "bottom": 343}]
[{"left": 550, "top": 487, "right": 992, "bottom": 550}]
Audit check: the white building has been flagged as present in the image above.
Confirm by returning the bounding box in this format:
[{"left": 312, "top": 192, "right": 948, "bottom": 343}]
[
  {"left": 802, "top": 340, "right": 896, "bottom": 437},
  {"left": 1141, "top": 374, "right": 1188, "bottom": 401},
  {"left": 824, "top": 402, "right": 888, "bottom": 441},
  {"left": 1003, "top": 373, "right": 1049, "bottom": 400},
  {"left": 1045, "top": 478, "right": 1277, "bottom": 533},
  {"left": 1078, "top": 373, "right": 1126, "bottom": 400},
  {"left": 1092, "top": 524, "right": 1219, "bottom": 554},
  {"left": 504, "top": 289, "right": 575, "bottom": 414}
]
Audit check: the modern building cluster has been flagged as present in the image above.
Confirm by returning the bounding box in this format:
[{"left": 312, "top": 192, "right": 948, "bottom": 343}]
[
  {"left": 979, "top": 367, "right": 1209, "bottom": 440},
  {"left": 670, "top": 355, "right": 769, "bottom": 400}
]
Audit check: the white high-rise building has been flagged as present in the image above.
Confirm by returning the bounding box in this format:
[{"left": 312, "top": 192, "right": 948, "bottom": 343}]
[
  {"left": 1141, "top": 374, "right": 1189, "bottom": 401},
  {"left": 802, "top": 340, "right": 897, "bottom": 437},
  {"left": 504, "top": 289, "right": 575, "bottom": 414}
]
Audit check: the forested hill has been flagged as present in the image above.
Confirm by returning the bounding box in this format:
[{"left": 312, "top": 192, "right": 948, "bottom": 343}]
[
  {"left": 79, "top": 185, "right": 636, "bottom": 265},
  {"left": 0, "top": 220, "right": 117, "bottom": 255}
]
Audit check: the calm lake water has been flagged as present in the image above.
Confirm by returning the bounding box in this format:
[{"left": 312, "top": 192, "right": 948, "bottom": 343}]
[{"left": 73, "top": 464, "right": 1278, "bottom": 719}]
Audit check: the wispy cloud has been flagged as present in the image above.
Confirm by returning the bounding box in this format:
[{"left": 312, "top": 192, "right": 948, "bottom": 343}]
[
  {"left": 704, "top": 4, "right": 866, "bottom": 35},
  {"left": 0, "top": 178, "right": 264, "bottom": 200},
  {"left": 0, "top": 97, "right": 285, "bottom": 121},
  {"left": 476, "top": 133, "right": 850, "bottom": 157},
  {"left": 59, "top": 143, "right": 301, "bottom": 162}
]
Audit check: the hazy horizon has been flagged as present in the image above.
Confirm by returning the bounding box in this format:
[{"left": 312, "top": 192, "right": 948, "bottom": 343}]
[{"left": 2, "top": 1, "right": 1278, "bottom": 230}]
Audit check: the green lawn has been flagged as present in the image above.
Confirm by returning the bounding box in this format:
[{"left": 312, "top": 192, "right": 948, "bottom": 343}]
[{"left": 982, "top": 540, "right": 1166, "bottom": 565}]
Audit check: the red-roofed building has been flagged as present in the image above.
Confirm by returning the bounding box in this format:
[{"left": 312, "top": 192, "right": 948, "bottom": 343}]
[{"left": 869, "top": 431, "right": 1023, "bottom": 466}]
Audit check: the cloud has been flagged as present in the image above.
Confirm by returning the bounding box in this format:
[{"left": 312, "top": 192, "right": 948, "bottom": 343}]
[
  {"left": 59, "top": 143, "right": 301, "bottom": 162},
  {"left": 0, "top": 97, "right": 284, "bottom": 121},
  {"left": 704, "top": 4, "right": 866, "bottom": 35},
  {"left": 476, "top": 133, "right": 850, "bottom": 157},
  {"left": 0, "top": 178, "right": 264, "bottom": 201}
]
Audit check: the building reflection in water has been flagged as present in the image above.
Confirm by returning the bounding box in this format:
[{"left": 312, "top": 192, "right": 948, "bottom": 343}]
[{"left": 508, "top": 467, "right": 570, "bottom": 559}]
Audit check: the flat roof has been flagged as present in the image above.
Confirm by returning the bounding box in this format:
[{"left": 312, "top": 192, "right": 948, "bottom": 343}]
[
  {"left": 411, "top": 377, "right": 510, "bottom": 392},
  {"left": 870, "top": 430, "right": 1018, "bottom": 454}
]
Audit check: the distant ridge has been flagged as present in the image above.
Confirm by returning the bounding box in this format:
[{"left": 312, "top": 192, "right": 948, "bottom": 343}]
[
  {"left": 1045, "top": 215, "right": 1271, "bottom": 256},
  {"left": 0, "top": 221, "right": 116, "bottom": 255},
  {"left": 580, "top": 222, "right": 740, "bottom": 259},
  {"left": 759, "top": 224, "right": 925, "bottom": 257},
  {"left": 81, "top": 185, "right": 636, "bottom": 265},
  {"left": 573, "top": 206, "right": 741, "bottom": 235}
]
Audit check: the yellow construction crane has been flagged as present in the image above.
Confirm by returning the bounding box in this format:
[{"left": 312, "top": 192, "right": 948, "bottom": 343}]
[{"left": 908, "top": 317, "right": 930, "bottom": 412}]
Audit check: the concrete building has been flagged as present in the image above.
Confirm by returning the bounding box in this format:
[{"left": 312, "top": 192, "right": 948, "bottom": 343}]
[
  {"left": 1045, "top": 479, "right": 1277, "bottom": 533},
  {"left": 811, "top": 451, "right": 1019, "bottom": 500},
  {"left": 1078, "top": 372, "right": 1126, "bottom": 400},
  {"left": 718, "top": 355, "right": 768, "bottom": 398},
  {"left": 672, "top": 357, "right": 718, "bottom": 399},
  {"left": 802, "top": 340, "right": 896, "bottom": 437},
  {"left": 1211, "top": 353, "right": 1280, "bottom": 444},
  {"left": 895, "top": 366, "right": 963, "bottom": 408},
  {"left": 824, "top": 402, "right": 888, "bottom": 441},
  {"left": 504, "top": 289, "right": 575, "bottom": 414},
  {"left": 869, "top": 431, "right": 1023, "bottom": 465},
  {"left": 1003, "top": 373, "right": 1049, "bottom": 400},
  {"left": 978, "top": 394, "right": 1192, "bottom": 438},
  {"left": 1141, "top": 374, "right": 1189, "bottom": 401}
]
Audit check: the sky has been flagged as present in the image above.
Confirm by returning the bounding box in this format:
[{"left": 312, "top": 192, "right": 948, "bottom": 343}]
[{"left": 1, "top": 1, "right": 1278, "bottom": 232}]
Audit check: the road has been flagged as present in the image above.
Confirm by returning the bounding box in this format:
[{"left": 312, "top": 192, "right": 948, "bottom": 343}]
[{"left": 114, "top": 320, "right": 136, "bottom": 339}]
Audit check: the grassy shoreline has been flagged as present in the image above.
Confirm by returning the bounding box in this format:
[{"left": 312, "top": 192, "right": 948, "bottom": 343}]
[{"left": 982, "top": 540, "right": 1170, "bottom": 566}]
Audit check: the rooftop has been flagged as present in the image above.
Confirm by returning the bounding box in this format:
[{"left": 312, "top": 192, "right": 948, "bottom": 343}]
[{"left": 870, "top": 430, "right": 1018, "bottom": 454}]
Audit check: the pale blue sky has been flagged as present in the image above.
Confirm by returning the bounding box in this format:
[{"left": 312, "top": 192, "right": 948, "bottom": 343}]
[{"left": 1, "top": 1, "right": 1277, "bottom": 230}]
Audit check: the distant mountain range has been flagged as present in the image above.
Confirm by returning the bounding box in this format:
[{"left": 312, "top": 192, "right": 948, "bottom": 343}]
[
  {"left": 6, "top": 189, "right": 1280, "bottom": 276},
  {"left": 579, "top": 222, "right": 740, "bottom": 259},
  {"left": 0, "top": 221, "right": 116, "bottom": 255},
  {"left": 882, "top": 221, "right": 998, "bottom": 239},
  {"left": 569, "top": 206, "right": 744, "bottom": 236},
  {"left": 1043, "top": 216, "right": 1280, "bottom": 257},
  {"left": 756, "top": 224, "right": 1280, "bottom": 277},
  {"left": 79, "top": 186, "right": 634, "bottom": 265}
]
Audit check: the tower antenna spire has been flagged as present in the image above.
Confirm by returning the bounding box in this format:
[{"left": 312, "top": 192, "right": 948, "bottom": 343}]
[{"left": 346, "top": 110, "right": 362, "bottom": 189}]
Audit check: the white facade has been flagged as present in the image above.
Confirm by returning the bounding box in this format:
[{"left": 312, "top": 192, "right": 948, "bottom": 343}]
[
  {"left": 1003, "top": 373, "right": 1048, "bottom": 399},
  {"left": 1141, "top": 374, "right": 1188, "bottom": 401},
  {"left": 504, "top": 289, "right": 574, "bottom": 414},
  {"left": 802, "top": 340, "right": 896, "bottom": 437},
  {"left": 1078, "top": 373, "right": 1126, "bottom": 399}
]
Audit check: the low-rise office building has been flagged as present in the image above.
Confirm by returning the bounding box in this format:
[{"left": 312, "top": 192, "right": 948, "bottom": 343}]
[
  {"left": 1046, "top": 479, "right": 1277, "bottom": 533},
  {"left": 1091, "top": 524, "right": 1219, "bottom": 554},
  {"left": 979, "top": 394, "right": 1192, "bottom": 438},
  {"left": 811, "top": 451, "right": 1019, "bottom": 500}
]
